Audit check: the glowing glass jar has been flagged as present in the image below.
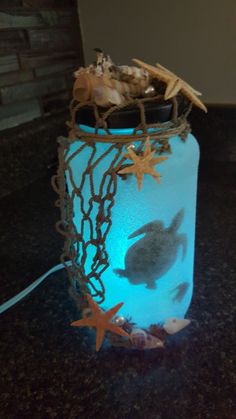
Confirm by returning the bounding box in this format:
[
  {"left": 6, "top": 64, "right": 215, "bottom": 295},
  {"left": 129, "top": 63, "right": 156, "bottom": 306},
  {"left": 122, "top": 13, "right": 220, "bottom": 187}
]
[{"left": 65, "top": 103, "right": 199, "bottom": 329}]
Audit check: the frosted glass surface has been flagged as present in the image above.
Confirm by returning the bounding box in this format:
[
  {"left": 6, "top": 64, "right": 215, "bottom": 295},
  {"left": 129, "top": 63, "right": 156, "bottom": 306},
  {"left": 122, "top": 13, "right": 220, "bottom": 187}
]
[{"left": 66, "top": 126, "right": 199, "bottom": 328}]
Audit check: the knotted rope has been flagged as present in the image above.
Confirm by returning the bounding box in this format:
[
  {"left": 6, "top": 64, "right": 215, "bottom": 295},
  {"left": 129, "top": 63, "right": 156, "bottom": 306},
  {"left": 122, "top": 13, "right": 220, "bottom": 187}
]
[{"left": 52, "top": 96, "right": 192, "bottom": 304}]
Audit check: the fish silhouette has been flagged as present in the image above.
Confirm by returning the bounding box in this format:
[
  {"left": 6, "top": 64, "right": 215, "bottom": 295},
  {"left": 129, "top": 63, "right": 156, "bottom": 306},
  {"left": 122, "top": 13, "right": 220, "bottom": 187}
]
[
  {"left": 114, "top": 209, "right": 187, "bottom": 289},
  {"left": 170, "top": 281, "right": 189, "bottom": 302}
]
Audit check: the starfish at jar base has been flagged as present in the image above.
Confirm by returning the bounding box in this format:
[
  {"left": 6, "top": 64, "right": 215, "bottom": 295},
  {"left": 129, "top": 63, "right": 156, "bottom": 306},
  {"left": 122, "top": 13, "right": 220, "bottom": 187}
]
[{"left": 71, "top": 294, "right": 130, "bottom": 351}]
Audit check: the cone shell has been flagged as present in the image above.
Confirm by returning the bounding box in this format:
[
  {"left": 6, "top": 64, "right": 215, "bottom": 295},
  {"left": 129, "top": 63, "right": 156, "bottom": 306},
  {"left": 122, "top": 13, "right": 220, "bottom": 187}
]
[{"left": 163, "top": 318, "right": 191, "bottom": 335}]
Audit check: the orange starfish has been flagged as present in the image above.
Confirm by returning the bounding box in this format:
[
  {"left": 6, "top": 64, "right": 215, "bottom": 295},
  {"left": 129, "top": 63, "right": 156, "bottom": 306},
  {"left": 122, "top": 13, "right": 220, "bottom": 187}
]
[
  {"left": 71, "top": 295, "right": 130, "bottom": 351},
  {"left": 133, "top": 58, "right": 207, "bottom": 113},
  {"left": 118, "top": 137, "right": 168, "bottom": 190}
]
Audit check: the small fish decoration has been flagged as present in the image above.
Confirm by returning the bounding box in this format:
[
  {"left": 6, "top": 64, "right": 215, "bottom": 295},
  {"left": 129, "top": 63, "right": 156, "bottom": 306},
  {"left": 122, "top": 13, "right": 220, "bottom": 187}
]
[{"left": 170, "top": 281, "right": 190, "bottom": 303}]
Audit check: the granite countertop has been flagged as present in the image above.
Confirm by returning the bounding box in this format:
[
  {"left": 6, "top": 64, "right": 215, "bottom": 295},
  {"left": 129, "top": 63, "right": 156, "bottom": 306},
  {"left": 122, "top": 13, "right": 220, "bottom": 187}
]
[{"left": 0, "top": 162, "right": 236, "bottom": 419}]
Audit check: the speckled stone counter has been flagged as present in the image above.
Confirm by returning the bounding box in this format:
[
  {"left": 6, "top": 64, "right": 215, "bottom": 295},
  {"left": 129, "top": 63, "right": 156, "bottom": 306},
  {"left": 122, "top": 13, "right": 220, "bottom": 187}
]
[{"left": 0, "top": 162, "right": 236, "bottom": 419}]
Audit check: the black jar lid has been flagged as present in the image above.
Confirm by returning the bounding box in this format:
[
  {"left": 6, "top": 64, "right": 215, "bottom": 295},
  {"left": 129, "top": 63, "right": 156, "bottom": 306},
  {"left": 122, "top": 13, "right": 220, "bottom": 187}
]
[{"left": 76, "top": 96, "right": 188, "bottom": 129}]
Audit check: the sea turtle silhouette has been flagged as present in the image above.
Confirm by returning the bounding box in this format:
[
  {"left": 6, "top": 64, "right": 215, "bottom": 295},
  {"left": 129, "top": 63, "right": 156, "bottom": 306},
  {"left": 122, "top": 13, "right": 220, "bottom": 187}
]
[{"left": 114, "top": 209, "right": 187, "bottom": 289}]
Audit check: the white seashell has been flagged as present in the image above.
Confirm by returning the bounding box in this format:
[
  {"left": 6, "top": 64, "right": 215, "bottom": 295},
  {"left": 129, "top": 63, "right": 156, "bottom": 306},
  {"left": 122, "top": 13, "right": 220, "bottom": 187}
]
[
  {"left": 163, "top": 318, "right": 191, "bottom": 335},
  {"left": 93, "top": 86, "right": 124, "bottom": 107},
  {"left": 144, "top": 334, "right": 164, "bottom": 349},
  {"left": 107, "top": 88, "right": 124, "bottom": 105}
]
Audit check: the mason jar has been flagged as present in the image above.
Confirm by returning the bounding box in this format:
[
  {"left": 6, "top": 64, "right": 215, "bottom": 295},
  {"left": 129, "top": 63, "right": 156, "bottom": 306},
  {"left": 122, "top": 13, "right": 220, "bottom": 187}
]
[{"left": 60, "top": 99, "right": 199, "bottom": 334}]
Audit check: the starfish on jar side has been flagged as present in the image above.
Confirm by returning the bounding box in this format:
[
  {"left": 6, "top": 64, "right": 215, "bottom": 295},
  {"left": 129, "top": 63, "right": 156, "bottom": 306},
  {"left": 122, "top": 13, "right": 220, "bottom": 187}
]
[
  {"left": 71, "top": 294, "right": 130, "bottom": 351},
  {"left": 119, "top": 137, "right": 168, "bottom": 190},
  {"left": 133, "top": 58, "right": 207, "bottom": 113}
]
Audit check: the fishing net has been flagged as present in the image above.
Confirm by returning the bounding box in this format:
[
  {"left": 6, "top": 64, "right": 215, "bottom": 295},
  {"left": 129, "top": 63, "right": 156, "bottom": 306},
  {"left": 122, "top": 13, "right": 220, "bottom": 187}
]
[{"left": 52, "top": 95, "right": 192, "bottom": 305}]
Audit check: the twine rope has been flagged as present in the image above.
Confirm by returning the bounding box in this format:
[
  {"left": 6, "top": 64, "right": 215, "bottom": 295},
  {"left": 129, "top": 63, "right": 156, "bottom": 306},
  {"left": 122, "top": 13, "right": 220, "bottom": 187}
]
[{"left": 52, "top": 96, "right": 192, "bottom": 303}]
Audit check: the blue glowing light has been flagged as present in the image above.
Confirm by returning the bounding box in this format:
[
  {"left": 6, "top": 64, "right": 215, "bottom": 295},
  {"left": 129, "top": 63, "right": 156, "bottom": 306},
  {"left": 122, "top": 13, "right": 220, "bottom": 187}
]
[{"left": 66, "top": 125, "right": 199, "bottom": 328}]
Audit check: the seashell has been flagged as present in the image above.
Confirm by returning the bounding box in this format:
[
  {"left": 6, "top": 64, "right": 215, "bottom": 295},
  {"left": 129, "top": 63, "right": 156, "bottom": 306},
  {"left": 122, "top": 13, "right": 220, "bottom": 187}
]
[
  {"left": 117, "top": 65, "right": 150, "bottom": 86},
  {"left": 163, "top": 318, "right": 191, "bottom": 335},
  {"left": 144, "top": 334, "right": 165, "bottom": 349},
  {"left": 130, "top": 328, "right": 164, "bottom": 350},
  {"left": 73, "top": 71, "right": 102, "bottom": 102},
  {"left": 130, "top": 328, "right": 147, "bottom": 349},
  {"left": 73, "top": 71, "right": 150, "bottom": 105},
  {"left": 93, "top": 85, "right": 124, "bottom": 107}
]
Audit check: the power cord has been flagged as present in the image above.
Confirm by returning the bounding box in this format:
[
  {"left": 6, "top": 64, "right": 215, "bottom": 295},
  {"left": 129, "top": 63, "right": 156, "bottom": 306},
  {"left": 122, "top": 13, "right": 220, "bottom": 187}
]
[{"left": 0, "top": 263, "right": 70, "bottom": 315}]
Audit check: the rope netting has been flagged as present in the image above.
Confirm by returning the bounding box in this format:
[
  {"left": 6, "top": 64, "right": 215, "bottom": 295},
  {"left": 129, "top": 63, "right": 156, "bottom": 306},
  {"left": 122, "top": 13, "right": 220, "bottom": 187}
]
[{"left": 52, "top": 95, "right": 192, "bottom": 305}]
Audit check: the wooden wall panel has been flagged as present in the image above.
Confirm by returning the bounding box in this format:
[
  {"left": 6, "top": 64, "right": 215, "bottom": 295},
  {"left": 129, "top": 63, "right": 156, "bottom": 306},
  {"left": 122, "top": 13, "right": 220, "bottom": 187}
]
[
  {"left": 0, "top": 99, "right": 42, "bottom": 130},
  {"left": 1, "top": 75, "right": 67, "bottom": 104},
  {"left": 34, "top": 60, "right": 78, "bottom": 77},
  {"left": 0, "top": 70, "right": 34, "bottom": 88},
  {"left": 0, "top": 55, "right": 19, "bottom": 73},
  {"left": 19, "top": 51, "right": 77, "bottom": 69},
  {"left": 28, "top": 28, "right": 73, "bottom": 50},
  {"left": 0, "top": 30, "right": 28, "bottom": 51},
  {"left": 0, "top": 10, "right": 73, "bottom": 29},
  {"left": 0, "top": 3, "right": 83, "bottom": 131},
  {"left": 23, "top": 0, "right": 74, "bottom": 8}
]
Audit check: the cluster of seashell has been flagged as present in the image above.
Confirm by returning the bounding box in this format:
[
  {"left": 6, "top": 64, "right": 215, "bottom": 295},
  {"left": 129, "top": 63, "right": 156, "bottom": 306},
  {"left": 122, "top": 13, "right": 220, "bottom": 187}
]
[
  {"left": 113, "top": 315, "right": 190, "bottom": 350},
  {"left": 73, "top": 49, "right": 156, "bottom": 107}
]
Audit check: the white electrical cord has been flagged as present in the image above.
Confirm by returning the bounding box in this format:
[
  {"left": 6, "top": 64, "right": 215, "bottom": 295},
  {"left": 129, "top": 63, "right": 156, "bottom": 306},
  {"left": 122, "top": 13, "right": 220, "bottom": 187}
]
[{"left": 0, "top": 263, "right": 70, "bottom": 315}]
